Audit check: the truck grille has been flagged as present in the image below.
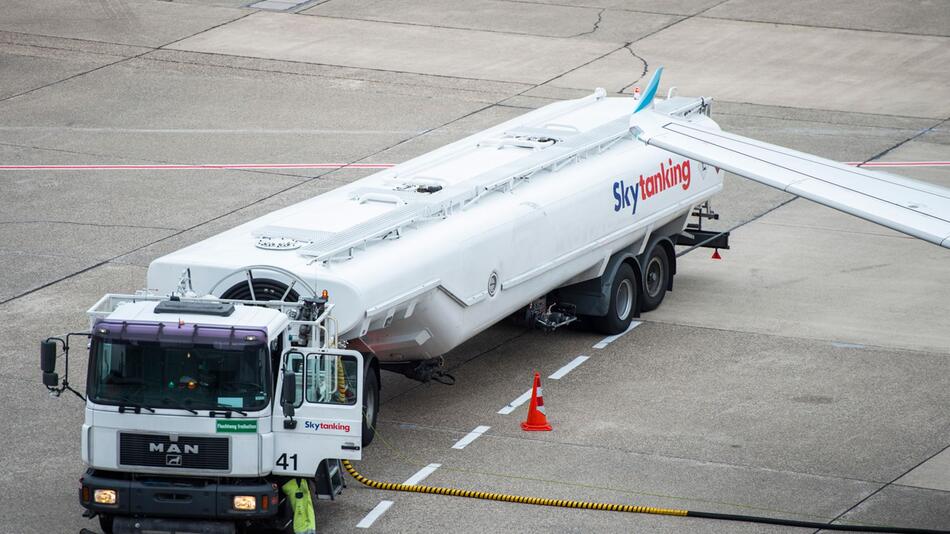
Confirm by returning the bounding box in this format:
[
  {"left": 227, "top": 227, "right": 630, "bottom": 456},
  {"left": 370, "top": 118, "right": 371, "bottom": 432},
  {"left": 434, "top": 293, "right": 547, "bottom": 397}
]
[{"left": 119, "top": 433, "right": 229, "bottom": 471}]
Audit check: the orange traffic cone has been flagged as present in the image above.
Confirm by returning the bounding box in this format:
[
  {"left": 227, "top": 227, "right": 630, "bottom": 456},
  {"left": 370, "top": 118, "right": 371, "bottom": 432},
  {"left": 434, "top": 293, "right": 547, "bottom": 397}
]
[
  {"left": 711, "top": 248, "right": 722, "bottom": 260},
  {"left": 521, "top": 372, "right": 552, "bottom": 432}
]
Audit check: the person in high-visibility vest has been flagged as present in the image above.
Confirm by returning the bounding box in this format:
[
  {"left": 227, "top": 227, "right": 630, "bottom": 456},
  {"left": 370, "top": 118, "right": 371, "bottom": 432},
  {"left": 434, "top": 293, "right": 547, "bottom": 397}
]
[{"left": 281, "top": 479, "right": 316, "bottom": 534}]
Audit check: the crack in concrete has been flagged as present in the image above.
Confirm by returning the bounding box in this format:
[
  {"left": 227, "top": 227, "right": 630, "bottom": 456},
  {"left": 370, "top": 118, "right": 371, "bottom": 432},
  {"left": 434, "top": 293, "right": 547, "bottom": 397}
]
[
  {"left": 619, "top": 45, "right": 649, "bottom": 94},
  {"left": 570, "top": 8, "right": 605, "bottom": 38}
]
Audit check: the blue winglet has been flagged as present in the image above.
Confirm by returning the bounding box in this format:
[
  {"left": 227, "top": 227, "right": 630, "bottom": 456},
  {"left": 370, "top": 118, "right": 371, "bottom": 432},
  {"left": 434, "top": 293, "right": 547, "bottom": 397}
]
[{"left": 634, "top": 66, "right": 663, "bottom": 113}]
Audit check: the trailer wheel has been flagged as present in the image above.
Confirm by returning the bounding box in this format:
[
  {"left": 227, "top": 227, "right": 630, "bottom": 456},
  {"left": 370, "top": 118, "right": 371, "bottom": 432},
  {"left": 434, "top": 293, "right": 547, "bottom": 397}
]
[
  {"left": 640, "top": 246, "right": 670, "bottom": 312},
  {"left": 362, "top": 366, "right": 379, "bottom": 447},
  {"left": 592, "top": 263, "right": 637, "bottom": 335}
]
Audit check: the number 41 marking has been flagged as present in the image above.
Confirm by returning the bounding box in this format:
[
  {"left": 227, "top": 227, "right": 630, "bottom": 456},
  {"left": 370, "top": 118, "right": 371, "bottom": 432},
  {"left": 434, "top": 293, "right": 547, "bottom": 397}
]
[{"left": 276, "top": 453, "right": 298, "bottom": 471}]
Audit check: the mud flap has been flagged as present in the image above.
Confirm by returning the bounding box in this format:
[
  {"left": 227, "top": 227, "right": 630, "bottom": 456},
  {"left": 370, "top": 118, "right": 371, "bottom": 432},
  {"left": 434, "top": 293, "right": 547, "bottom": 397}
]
[{"left": 281, "top": 479, "right": 316, "bottom": 534}]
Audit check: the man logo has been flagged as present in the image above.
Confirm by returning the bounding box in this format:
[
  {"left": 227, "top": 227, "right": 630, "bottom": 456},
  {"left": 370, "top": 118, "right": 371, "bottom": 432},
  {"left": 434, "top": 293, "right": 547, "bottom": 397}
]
[
  {"left": 149, "top": 442, "right": 199, "bottom": 454},
  {"left": 166, "top": 454, "right": 183, "bottom": 466}
]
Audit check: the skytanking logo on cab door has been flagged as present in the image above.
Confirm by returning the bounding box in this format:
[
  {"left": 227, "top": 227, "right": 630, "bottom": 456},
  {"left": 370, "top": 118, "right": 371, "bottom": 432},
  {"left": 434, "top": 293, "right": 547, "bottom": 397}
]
[{"left": 613, "top": 159, "right": 692, "bottom": 215}]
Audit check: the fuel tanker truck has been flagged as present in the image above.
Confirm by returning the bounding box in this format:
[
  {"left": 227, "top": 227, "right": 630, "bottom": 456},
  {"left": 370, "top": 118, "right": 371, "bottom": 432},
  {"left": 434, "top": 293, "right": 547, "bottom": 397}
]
[{"left": 39, "top": 69, "right": 950, "bottom": 534}]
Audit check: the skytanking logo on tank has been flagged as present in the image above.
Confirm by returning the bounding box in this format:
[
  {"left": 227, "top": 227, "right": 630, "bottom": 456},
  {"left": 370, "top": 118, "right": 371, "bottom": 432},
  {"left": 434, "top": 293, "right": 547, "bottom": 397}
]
[{"left": 613, "top": 159, "right": 692, "bottom": 215}]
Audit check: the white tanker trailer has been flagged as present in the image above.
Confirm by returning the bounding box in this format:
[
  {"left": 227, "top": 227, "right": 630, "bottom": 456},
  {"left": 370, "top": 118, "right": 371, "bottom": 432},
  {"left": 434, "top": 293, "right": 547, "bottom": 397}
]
[
  {"left": 148, "top": 87, "right": 721, "bottom": 369},
  {"left": 39, "top": 69, "right": 950, "bottom": 534}
]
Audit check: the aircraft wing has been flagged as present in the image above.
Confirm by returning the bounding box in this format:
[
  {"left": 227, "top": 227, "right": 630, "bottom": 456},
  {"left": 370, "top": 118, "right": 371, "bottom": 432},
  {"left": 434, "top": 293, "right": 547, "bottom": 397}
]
[{"left": 632, "top": 113, "right": 950, "bottom": 249}]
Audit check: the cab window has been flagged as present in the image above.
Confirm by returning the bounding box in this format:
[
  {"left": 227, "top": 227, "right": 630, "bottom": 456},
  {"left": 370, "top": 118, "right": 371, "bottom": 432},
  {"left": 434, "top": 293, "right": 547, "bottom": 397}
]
[{"left": 305, "top": 353, "right": 358, "bottom": 405}]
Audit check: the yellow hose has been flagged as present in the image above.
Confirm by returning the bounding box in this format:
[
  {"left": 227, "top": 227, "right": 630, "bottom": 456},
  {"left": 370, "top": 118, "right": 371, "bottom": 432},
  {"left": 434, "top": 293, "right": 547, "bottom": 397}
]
[
  {"left": 341, "top": 460, "right": 686, "bottom": 516},
  {"left": 340, "top": 460, "right": 946, "bottom": 532}
]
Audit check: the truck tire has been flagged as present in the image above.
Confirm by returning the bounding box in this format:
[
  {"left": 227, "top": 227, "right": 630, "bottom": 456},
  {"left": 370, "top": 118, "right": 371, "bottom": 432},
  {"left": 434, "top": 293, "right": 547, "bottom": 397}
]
[
  {"left": 640, "top": 245, "right": 670, "bottom": 312},
  {"left": 362, "top": 367, "right": 379, "bottom": 447},
  {"left": 591, "top": 263, "right": 637, "bottom": 335}
]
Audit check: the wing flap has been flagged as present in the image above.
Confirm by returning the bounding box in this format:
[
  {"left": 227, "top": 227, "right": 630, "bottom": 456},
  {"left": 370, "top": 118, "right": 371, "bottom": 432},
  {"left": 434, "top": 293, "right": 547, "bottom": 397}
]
[{"left": 635, "top": 116, "right": 950, "bottom": 248}]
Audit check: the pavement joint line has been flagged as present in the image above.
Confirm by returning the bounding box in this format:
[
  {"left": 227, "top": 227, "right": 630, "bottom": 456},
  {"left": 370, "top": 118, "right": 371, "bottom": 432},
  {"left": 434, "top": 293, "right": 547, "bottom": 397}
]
[
  {"left": 366, "top": 422, "right": 871, "bottom": 522},
  {"left": 356, "top": 420, "right": 917, "bottom": 491},
  {"left": 0, "top": 12, "right": 255, "bottom": 105},
  {"left": 297, "top": 11, "right": 598, "bottom": 40},
  {"left": 815, "top": 442, "right": 950, "bottom": 533},
  {"left": 355, "top": 500, "right": 393, "bottom": 529},
  {"left": 861, "top": 116, "right": 950, "bottom": 165},
  {"left": 643, "top": 317, "right": 950, "bottom": 357},
  {"left": 831, "top": 342, "right": 867, "bottom": 349},
  {"left": 548, "top": 355, "right": 589, "bottom": 380},
  {"left": 147, "top": 46, "right": 534, "bottom": 87},
  {"left": 697, "top": 13, "right": 950, "bottom": 39},
  {"left": 136, "top": 52, "right": 526, "bottom": 99},
  {"left": 592, "top": 321, "right": 641, "bottom": 349},
  {"left": 498, "top": 389, "right": 532, "bottom": 415},
  {"left": 451, "top": 426, "right": 491, "bottom": 450},
  {"left": 0, "top": 89, "right": 513, "bottom": 308}
]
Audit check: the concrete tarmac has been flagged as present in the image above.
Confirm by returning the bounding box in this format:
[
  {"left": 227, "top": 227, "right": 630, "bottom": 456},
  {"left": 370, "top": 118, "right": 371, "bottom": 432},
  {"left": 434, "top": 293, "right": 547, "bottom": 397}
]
[{"left": 0, "top": 0, "right": 947, "bottom": 532}]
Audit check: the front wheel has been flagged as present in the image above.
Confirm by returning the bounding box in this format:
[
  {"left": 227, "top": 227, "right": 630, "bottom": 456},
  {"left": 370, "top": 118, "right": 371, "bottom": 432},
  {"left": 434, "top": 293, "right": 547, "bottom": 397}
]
[
  {"left": 361, "top": 366, "right": 379, "bottom": 447},
  {"left": 591, "top": 263, "right": 637, "bottom": 335}
]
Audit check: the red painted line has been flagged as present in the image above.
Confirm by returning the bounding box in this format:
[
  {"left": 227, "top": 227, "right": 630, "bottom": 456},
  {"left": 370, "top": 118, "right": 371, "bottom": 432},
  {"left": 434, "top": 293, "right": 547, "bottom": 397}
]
[
  {"left": 846, "top": 161, "right": 950, "bottom": 167},
  {"left": 0, "top": 162, "right": 946, "bottom": 171},
  {"left": 0, "top": 163, "right": 396, "bottom": 170}
]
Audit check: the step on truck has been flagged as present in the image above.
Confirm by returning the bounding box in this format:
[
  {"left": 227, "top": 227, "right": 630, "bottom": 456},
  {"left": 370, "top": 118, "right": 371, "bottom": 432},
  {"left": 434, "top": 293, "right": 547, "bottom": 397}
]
[{"left": 40, "top": 71, "right": 950, "bottom": 533}]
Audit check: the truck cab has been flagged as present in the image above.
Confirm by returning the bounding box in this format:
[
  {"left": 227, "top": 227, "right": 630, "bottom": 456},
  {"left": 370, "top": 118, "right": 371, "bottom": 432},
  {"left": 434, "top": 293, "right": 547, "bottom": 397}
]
[{"left": 42, "top": 293, "right": 366, "bottom": 534}]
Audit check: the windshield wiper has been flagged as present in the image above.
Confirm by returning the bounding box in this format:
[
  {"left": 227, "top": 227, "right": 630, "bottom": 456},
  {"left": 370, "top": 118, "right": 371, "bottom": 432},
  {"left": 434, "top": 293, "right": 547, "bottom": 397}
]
[
  {"left": 117, "top": 397, "right": 155, "bottom": 414},
  {"left": 209, "top": 406, "right": 248, "bottom": 417},
  {"left": 160, "top": 398, "right": 199, "bottom": 415}
]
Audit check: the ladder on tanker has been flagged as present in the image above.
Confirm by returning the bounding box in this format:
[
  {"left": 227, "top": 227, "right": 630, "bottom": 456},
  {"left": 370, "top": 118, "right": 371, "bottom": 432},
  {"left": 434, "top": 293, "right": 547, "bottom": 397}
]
[{"left": 298, "top": 90, "right": 632, "bottom": 263}]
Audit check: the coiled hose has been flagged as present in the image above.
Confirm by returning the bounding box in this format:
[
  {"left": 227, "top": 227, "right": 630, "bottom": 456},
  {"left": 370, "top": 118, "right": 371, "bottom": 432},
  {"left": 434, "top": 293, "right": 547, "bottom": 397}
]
[{"left": 341, "top": 460, "right": 948, "bottom": 533}]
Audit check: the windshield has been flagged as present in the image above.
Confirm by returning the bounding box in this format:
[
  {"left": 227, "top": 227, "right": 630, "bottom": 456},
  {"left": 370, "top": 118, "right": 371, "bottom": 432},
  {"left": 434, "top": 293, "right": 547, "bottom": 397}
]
[{"left": 88, "top": 338, "right": 270, "bottom": 412}]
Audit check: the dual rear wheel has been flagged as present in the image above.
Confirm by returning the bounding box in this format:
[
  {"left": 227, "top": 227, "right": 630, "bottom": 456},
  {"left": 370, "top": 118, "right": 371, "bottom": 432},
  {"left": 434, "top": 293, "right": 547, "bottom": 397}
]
[{"left": 590, "top": 246, "right": 670, "bottom": 335}]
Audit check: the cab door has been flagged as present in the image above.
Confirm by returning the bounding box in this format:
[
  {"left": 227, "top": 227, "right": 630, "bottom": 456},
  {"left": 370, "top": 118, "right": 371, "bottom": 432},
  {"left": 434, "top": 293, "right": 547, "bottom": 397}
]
[{"left": 271, "top": 348, "right": 363, "bottom": 476}]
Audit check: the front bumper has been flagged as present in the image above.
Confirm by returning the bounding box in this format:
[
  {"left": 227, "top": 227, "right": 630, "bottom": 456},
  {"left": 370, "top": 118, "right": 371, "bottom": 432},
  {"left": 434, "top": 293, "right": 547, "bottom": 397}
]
[{"left": 80, "top": 469, "right": 279, "bottom": 520}]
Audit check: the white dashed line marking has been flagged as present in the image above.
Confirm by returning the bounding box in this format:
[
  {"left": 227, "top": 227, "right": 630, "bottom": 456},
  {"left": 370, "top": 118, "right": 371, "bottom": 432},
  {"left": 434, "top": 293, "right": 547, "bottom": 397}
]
[
  {"left": 452, "top": 425, "right": 491, "bottom": 449},
  {"left": 592, "top": 321, "right": 641, "bottom": 349},
  {"left": 548, "top": 355, "right": 589, "bottom": 380},
  {"left": 497, "top": 389, "right": 532, "bottom": 415},
  {"left": 356, "top": 501, "right": 393, "bottom": 528},
  {"left": 403, "top": 463, "right": 441, "bottom": 485},
  {"left": 357, "top": 464, "right": 441, "bottom": 528}
]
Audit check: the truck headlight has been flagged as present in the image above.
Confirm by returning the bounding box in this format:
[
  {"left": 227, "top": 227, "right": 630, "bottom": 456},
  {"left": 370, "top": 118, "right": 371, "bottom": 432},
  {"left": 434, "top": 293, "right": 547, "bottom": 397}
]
[
  {"left": 233, "top": 495, "right": 256, "bottom": 511},
  {"left": 93, "top": 489, "right": 117, "bottom": 505}
]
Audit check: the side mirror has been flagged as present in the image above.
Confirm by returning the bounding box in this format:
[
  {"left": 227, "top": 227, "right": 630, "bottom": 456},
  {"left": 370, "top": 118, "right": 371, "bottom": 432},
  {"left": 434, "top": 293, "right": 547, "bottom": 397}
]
[
  {"left": 40, "top": 340, "right": 57, "bottom": 373},
  {"left": 281, "top": 370, "right": 296, "bottom": 417}
]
